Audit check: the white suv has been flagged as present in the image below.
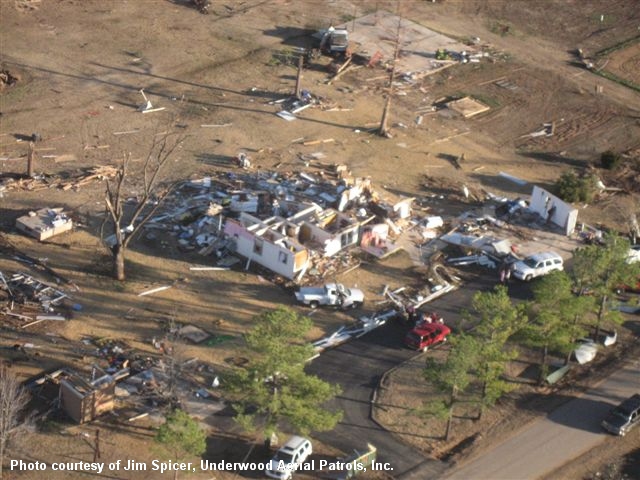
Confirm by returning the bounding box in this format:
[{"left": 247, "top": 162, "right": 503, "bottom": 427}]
[
  {"left": 265, "top": 436, "right": 312, "bottom": 479},
  {"left": 512, "top": 252, "right": 563, "bottom": 281}
]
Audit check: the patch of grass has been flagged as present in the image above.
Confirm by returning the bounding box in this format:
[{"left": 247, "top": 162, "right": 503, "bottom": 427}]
[
  {"left": 268, "top": 48, "right": 298, "bottom": 67},
  {"left": 488, "top": 20, "right": 513, "bottom": 37},
  {"left": 594, "top": 68, "right": 640, "bottom": 93},
  {"left": 2, "top": 81, "right": 32, "bottom": 103},
  {"left": 181, "top": 100, "right": 209, "bottom": 119},
  {"left": 39, "top": 418, "right": 69, "bottom": 433},
  {"left": 585, "top": 36, "right": 640, "bottom": 93},
  {"left": 588, "top": 13, "right": 618, "bottom": 27},
  {"left": 595, "top": 35, "right": 640, "bottom": 57},
  {"left": 472, "top": 93, "right": 501, "bottom": 109}
]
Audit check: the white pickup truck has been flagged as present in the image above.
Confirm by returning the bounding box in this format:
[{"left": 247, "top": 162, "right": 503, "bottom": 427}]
[{"left": 295, "top": 283, "right": 364, "bottom": 309}]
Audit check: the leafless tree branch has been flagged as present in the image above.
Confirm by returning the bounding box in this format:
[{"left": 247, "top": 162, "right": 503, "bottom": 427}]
[{"left": 0, "top": 367, "right": 30, "bottom": 478}]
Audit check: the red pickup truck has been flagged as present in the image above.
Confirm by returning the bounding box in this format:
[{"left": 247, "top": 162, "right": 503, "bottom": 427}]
[
  {"left": 617, "top": 276, "right": 640, "bottom": 294},
  {"left": 404, "top": 323, "right": 451, "bottom": 352}
]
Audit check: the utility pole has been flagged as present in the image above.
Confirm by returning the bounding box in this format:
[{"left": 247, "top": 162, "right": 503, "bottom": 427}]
[
  {"left": 295, "top": 54, "right": 303, "bottom": 99},
  {"left": 27, "top": 141, "right": 36, "bottom": 177},
  {"left": 379, "top": 6, "right": 402, "bottom": 137},
  {"left": 93, "top": 429, "right": 101, "bottom": 462}
]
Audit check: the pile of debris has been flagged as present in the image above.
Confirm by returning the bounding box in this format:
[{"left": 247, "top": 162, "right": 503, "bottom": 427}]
[
  {"left": 144, "top": 177, "right": 228, "bottom": 256},
  {"left": 382, "top": 268, "right": 459, "bottom": 313},
  {"left": 602, "top": 158, "right": 640, "bottom": 194},
  {"left": 0, "top": 69, "right": 19, "bottom": 89},
  {"left": 60, "top": 165, "right": 119, "bottom": 191},
  {"left": 0, "top": 271, "right": 75, "bottom": 327},
  {"left": 142, "top": 166, "right": 418, "bottom": 283},
  {"left": 0, "top": 174, "right": 57, "bottom": 193},
  {"left": 28, "top": 331, "right": 226, "bottom": 426},
  {"left": 0, "top": 165, "right": 118, "bottom": 194}
]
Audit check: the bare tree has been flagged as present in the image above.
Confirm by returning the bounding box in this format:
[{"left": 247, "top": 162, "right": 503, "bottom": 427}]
[
  {"left": 0, "top": 368, "right": 30, "bottom": 479},
  {"left": 102, "top": 133, "right": 184, "bottom": 280}
]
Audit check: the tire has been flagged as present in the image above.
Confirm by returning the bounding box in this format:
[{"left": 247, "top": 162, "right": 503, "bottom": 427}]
[
  {"left": 525, "top": 274, "right": 533, "bottom": 282},
  {"left": 309, "top": 301, "right": 319, "bottom": 309},
  {"left": 350, "top": 301, "right": 363, "bottom": 310}
]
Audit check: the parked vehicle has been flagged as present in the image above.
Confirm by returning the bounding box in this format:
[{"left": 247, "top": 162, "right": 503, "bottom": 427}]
[
  {"left": 601, "top": 394, "right": 640, "bottom": 436},
  {"left": 616, "top": 276, "right": 640, "bottom": 294},
  {"left": 265, "top": 436, "right": 312, "bottom": 480},
  {"left": 295, "top": 283, "right": 364, "bottom": 309},
  {"left": 319, "top": 27, "right": 349, "bottom": 56},
  {"left": 512, "top": 252, "right": 563, "bottom": 281},
  {"left": 404, "top": 323, "right": 451, "bottom": 352}
]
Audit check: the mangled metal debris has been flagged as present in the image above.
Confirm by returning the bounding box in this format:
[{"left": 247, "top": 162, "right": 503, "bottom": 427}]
[
  {"left": 383, "top": 281, "right": 457, "bottom": 311},
  {"left": 312, "top": 309, "right": 399, "bottom": 354}
]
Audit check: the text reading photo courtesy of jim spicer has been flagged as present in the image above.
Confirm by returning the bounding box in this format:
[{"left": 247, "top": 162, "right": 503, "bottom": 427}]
[{"left": 11, "top": 458, "right": 395, "bottom": 475}]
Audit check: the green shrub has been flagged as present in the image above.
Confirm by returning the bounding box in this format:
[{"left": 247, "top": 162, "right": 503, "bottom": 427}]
[
  {"left": 554, "top": 171, "right": 598, "bottom": 203},
  {"left": 600, "top": 150, "right": 621, "bottom": 170}
]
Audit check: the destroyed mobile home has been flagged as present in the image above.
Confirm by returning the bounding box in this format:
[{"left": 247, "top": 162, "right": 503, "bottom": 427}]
[
  {"left": 26, "top": 335, "right": 226, "bottom": 426},
  {"left": 142, "top": 168, "right": 416, "bottom": 282}
]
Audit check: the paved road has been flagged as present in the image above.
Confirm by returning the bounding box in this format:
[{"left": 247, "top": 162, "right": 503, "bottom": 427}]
[
  {"left": 444, "top": 357, "right": 640, "bottom": 480},
  {"left": 307, "top": 273, "right": 502, "bottom": 479},
  {"left": 308, "top": 320, "right": 446, "bottom": 478}
]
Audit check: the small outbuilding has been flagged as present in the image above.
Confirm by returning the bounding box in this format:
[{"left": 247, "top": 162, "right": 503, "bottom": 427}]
[{"left": 59, "top": 372, "right": 115, "bottom": 424}]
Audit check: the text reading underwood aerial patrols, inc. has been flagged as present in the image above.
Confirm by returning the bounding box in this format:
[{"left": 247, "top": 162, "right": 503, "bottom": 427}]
[{"left": 11, "top": 458, "right": 394, "bottom": 474}]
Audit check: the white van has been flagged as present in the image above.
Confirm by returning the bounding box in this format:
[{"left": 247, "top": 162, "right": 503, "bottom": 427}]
[{"left": 265, "top": 436, "right": 312, "bottom": 480}]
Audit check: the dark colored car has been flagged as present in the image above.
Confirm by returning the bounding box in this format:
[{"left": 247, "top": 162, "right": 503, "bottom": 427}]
[
  {"left": 601, "top": 393, "right": 640, "bottom": 436},
  {"left": 404, "top": 323, "right": 451, "bottom": 352}
]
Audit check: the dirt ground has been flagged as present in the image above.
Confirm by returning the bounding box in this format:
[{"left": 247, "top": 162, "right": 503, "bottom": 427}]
[
  {"left": 603, "top": 41, "right": 640, "bottom": 85},
  {"left": 2, "top": 0, "right": 640, "bottom": 478}
]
